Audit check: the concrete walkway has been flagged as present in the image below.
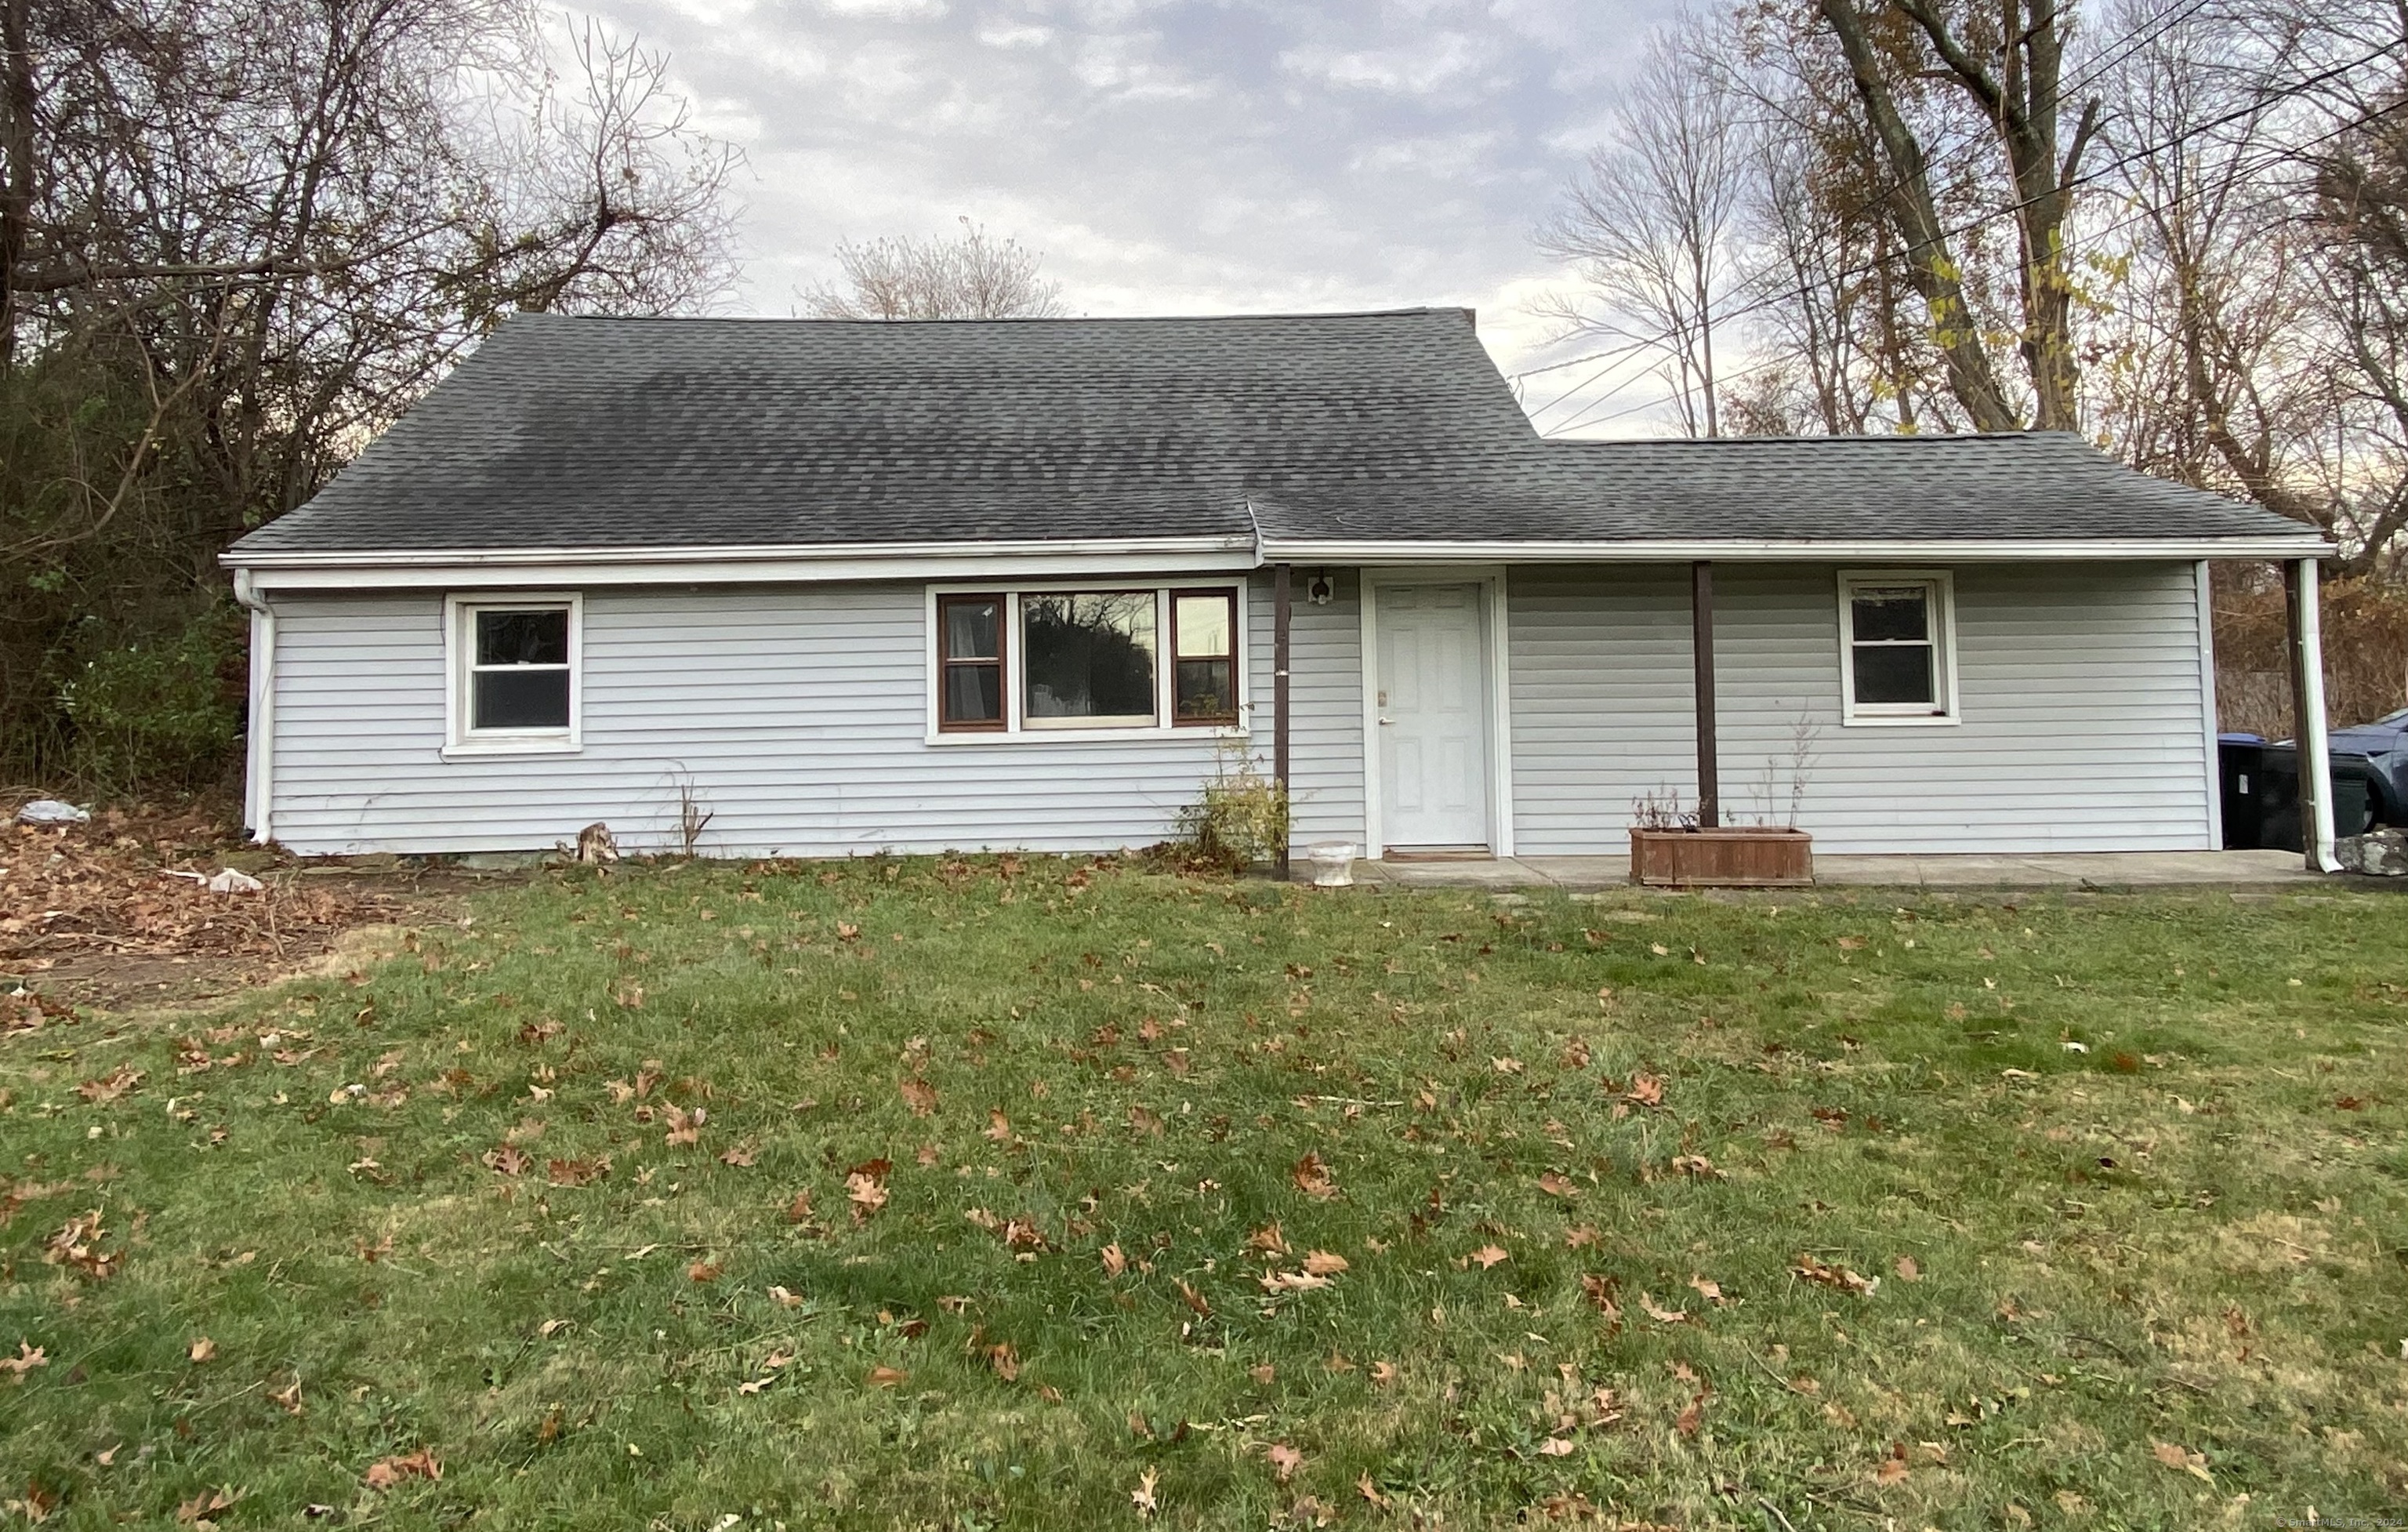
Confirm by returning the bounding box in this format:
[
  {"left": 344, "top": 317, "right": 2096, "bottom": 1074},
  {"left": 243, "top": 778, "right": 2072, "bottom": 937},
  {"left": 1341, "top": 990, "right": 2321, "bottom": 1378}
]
[{"left": 1351, "top": 849, "right": 2323, "bottom": 891}]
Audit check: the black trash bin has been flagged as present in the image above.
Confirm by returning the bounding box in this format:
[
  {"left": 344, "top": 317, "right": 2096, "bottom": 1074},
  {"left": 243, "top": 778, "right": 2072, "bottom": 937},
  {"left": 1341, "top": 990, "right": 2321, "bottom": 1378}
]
[
  {"left": 2251, "top": 744, "right": 2381, "bottom": 851},
  {"left": 2218, "top": 735, "right": 2265, "bottom": 849}
]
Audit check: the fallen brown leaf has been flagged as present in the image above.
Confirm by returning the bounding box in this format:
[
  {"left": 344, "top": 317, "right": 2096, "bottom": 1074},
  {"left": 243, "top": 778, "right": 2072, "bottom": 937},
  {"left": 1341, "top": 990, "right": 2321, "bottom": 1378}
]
[
  {"left": 2150, "top": 1439, "right": 2213, "bottom": 1483},
  {"left": 1291, "top": 1152, "right": 1337, "bottom": 1199},
  {"left": 175, "top": 1487, "right": 238, "bottom": 1524},
  {"left": 77, "top": 1066, "right": 143, "bottom": 1104},
  {"left": 1674, "top": 1392, "right": 1706, "bottom": 1437},
  {"left": 546, "top": 1156, "right": 607, "bottom": 1187},
  {"left": 364, "top": 1447, "right": 441, "bottom": 1490},
  {"left": 1265, "top": 1443, "right": 1303, "bottom": 1483},
  {"left": 481, "top": 1144, "right": 530, "bottom": 1177},
  {"left": 1793, "top": 1253, "right": 1879, "bottom": 1296}
]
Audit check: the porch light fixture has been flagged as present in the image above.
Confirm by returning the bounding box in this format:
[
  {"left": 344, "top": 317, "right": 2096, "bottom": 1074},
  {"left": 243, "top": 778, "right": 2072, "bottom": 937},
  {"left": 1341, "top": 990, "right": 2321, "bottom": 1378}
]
[{"left": 1306, "top": 570, "right": 1334, "bottom": 605}]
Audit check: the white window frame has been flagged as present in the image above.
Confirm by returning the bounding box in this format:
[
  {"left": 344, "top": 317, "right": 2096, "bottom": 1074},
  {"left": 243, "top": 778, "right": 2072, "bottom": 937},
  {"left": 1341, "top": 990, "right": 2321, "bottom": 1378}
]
[
  {"left": 1837, "top": 570, "right": 1960, "bottom": 727},
  {"left": 923, "top": 579, "right": 1250, "bottom": 744},
  {"left": 444, "top": 592, "right": 583, "bottom": 757}
]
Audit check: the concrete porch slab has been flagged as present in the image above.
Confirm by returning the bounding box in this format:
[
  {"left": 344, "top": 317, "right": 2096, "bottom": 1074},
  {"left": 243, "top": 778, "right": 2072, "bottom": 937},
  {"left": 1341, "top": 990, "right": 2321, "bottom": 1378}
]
[{"left": 1350, "top": 848, "right": 2323, "bottom": 891}]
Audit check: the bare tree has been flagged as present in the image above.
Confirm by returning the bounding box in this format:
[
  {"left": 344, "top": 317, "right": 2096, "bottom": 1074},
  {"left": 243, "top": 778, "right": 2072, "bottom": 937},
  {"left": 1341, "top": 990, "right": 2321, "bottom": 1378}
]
[
  {"left": 803, "top": 218, "right": 1066, "bottom": 321},
  {"left": 0, "top": 0, "right": 741, "bottom": 779},
  {"left": 1537, "top": 18, "right": 1752, "bottom": 437}
]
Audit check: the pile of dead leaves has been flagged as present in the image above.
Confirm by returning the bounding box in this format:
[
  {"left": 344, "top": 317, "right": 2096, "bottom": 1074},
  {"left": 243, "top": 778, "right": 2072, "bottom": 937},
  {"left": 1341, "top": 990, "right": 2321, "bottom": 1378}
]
[{"left": 0, "top": 805, "right": 401, "bottom": 967}]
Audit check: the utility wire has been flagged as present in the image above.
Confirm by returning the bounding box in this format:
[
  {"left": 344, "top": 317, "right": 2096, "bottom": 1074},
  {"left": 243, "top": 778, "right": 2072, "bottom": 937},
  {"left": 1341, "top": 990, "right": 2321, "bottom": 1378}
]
[
  {"left": 1510, "top": 0, "right": 2222, "bottom": 387},
  {"left": 1532, "top": 44, "right": 2403, "bottom": 437}
]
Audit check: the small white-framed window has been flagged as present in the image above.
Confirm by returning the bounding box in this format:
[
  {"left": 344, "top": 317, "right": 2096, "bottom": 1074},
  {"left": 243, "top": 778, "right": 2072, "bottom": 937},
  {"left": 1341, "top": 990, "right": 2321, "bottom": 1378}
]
[
  {"left": 1837, "top": 572, "right": 1958, "bottom": 725},
  {"left": 444, "top": 594, "right": 582, "bottom": 756},
  {"left": 925, "top": 580, "right": 1249, "bottom": 741}
]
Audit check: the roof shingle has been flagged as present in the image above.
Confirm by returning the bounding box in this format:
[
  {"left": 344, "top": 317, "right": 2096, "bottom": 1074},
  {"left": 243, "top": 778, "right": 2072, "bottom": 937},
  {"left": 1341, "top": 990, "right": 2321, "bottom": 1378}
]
[{"left": 228, "top": 308, "right": 2308, "bottom": 556}]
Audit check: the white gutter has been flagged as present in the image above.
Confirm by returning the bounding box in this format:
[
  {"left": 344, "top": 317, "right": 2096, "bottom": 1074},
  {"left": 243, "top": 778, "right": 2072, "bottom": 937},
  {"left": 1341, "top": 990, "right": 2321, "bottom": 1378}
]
[
  {"left": 1259, "top": 535, "right": 2337, "bottom": 564},
  {"left": 2297, "top": 557, "right": 2341, "bottom": 873},
  {"left": 226, "top": 537, "right": 1264, "bottom": 593},
  {"left": 223, "top": 535, "right": 1257, "bottom": 571},
  {"left": 231, "top": 567, "right": 275, "bottom": 845}
]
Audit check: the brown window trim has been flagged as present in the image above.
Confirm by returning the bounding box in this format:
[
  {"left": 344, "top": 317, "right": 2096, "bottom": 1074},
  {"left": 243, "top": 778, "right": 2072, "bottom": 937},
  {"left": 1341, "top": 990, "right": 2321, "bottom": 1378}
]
[
  {"left": 937, "top": 593, "right": 1007, "bottom": 732},
  {"left": 1170, "top": 586, "right": 1241, "bottom": 726}
]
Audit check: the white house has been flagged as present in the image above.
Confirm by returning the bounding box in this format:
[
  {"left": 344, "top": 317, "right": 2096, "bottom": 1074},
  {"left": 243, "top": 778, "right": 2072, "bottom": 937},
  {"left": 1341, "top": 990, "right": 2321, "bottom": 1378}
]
[{"left": 221, "top": 309, "right": 2337, "bottom": 865}]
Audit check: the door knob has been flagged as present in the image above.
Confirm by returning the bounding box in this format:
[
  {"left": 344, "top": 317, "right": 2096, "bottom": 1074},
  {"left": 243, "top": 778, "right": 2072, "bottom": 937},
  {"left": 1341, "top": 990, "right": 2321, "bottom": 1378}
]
[{"left": 1377, "top": 717, "right": 1395, "bottom": 725}]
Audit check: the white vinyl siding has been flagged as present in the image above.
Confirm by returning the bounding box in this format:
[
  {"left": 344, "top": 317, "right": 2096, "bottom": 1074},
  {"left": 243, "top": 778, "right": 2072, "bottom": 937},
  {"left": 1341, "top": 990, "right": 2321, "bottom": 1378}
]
[
  {"left": 269, "top": 583, "right": 1265, "bottom": 856},
  {"left": 260, "top": 561, "right": 2206, "bottom": 859},
  {"left": 1507, "top": 562, "right": 2213, "bottom": 855}
]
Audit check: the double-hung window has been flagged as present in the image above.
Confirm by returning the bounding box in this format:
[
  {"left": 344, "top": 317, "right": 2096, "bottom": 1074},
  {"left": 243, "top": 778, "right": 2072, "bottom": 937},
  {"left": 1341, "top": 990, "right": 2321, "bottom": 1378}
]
[
  {"left": 1837, "top": 572, "right": 1956, "bottom": 724},
  {"left": 937, "top": 594, "right": 1006, "bottom": 731},
  {"left": 931, "top": 583, "right": 1246, "bottom": 736},
  {"left": 1171, "top": 589, "right": 1239, "bottom": 724},
  {"left": 448, "top": 594, "right": 582, "bottom": 753}
]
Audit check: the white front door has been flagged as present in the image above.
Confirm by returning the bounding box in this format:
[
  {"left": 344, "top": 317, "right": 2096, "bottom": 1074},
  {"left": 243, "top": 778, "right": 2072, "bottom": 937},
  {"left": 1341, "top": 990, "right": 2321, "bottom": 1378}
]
[{"left": 1376, "top": 582, "right": 1491, "bottom": 849}]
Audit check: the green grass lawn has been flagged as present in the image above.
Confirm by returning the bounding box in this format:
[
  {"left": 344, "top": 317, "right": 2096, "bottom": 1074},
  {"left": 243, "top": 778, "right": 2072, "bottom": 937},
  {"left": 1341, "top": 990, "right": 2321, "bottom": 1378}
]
[{"left": 3, "top": 858, "right": 2404, "bottom": 1530}]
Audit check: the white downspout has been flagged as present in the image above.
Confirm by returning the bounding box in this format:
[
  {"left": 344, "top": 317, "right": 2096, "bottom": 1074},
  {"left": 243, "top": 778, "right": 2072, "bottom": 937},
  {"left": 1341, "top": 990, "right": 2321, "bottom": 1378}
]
[
  {"left": 2195, "top": 560, "right": 2222, "bottom": 851},
  {"left": 233, "top": 567, "right": 275, "bottom": 845},
  {"left": 2297, "top": 557, "right": 2339, "bottom": 873}
]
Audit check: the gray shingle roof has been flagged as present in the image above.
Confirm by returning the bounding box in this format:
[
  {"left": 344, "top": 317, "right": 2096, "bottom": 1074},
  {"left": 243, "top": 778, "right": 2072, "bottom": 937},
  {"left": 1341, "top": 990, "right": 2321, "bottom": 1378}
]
[{"left": 229, "top": 308, "right": 2310, "bottom": 557}]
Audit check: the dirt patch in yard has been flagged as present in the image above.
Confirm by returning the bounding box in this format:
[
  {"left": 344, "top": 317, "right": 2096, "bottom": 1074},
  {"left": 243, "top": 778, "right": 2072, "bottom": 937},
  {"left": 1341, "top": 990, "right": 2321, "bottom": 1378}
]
[{"left": 2, "top": 798, "right": 499, "bottom": 1015}]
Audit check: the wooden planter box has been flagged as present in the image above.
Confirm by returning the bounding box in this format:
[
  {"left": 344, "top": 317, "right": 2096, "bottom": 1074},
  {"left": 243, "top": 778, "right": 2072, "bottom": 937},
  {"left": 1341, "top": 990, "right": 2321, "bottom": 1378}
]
[{"left": 1629, "top": 826, "right": 1813, "bottom": 888}]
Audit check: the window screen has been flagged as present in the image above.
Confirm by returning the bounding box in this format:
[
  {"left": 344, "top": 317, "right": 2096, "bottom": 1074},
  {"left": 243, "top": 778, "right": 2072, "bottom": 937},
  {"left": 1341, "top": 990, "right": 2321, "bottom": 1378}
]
[
  {"left": 470, "top": 607, "right": 571, "bottom": 731},
  {"left": 1845, "top": 582, "right": 1944, "bottom": 713}
]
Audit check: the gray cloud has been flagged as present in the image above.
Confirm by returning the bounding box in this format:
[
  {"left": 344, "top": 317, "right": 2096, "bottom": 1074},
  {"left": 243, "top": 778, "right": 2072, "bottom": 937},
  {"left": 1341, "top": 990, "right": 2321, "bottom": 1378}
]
[{"left": 576, "top": 0, "right": 1685, "bottom": 427}]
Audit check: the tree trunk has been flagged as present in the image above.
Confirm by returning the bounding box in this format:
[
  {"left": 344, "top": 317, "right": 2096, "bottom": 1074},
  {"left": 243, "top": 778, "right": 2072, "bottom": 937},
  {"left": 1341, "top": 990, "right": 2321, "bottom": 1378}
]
[
  {"left": 0, "top": 0, "right": 34, "bottom": 368},
  {"left": 1894, "top": 0, "right": 2099, "bottom": 431},
  {"left": 1815, "top": 0, "right": 2021, "bottom": 430}
]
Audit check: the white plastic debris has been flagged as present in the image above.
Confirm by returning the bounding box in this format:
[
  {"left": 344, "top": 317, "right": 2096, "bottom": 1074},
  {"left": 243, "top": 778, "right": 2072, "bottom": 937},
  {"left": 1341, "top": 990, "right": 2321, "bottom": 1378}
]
[
  {"left": 15, "top": 799, "right": 89, "bottom": 826},
  {"left": 162, "top": 867, "right": 267, "bottom": 894}
]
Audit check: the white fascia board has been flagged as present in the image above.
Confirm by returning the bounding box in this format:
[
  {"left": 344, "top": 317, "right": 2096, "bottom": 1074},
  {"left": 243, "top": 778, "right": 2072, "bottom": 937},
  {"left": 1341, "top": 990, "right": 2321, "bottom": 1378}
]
[
  {"left": 1260, "top": 535, "right": 2337, "bottom": 563},
  {"left": 228, "top": 536, "right": 1260, "bottom": 592}
]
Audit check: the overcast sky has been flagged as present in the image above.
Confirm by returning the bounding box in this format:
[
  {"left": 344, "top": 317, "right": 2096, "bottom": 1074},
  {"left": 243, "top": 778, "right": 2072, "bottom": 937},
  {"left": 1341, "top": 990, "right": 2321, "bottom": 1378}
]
[{"left": 577, "top": 0, "right": 1685, "bottom": 434}]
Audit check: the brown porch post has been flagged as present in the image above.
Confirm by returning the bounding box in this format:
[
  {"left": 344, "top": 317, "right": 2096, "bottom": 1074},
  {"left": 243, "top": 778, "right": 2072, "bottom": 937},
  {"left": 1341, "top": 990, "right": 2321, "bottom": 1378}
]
[
  {"left": 1273, "top": 562, "right": 1293, "bottom": 880},
  {"left": 1692, "top": 560, "right": 1719, "bottom": 829}
]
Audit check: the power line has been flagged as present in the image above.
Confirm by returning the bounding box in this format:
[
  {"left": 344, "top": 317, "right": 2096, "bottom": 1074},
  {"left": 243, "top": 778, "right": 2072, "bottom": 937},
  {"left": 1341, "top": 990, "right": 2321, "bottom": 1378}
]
[
  {"left": 1510, "top": 0, "right": 2218, "bottom": 388},
  {"left": 1531, "top": 43, "right": 2403, "bottom": 437}
]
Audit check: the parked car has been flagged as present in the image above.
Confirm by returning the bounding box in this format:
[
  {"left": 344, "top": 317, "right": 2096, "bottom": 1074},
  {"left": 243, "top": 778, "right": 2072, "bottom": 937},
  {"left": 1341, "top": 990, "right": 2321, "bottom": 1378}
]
[{"left": 2326, "top": 708, "right": 2408, "bottom": 825}]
